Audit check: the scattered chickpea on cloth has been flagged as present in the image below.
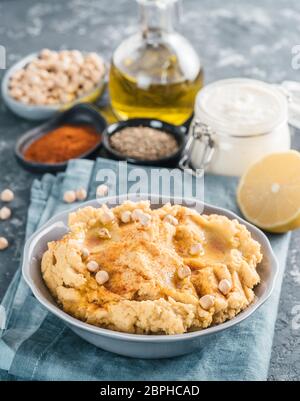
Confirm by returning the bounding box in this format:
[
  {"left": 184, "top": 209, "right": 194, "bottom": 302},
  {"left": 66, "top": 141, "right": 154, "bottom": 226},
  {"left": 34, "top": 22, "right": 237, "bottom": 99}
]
[
  {"left": 96, "top": 184, "right": 109, "bottom": 198},
  {"left": 63, "top": 190, "right": 77, "bottom": 204},
  {"left": 62, "top": 188, "right": 89, "bottom": 203}
]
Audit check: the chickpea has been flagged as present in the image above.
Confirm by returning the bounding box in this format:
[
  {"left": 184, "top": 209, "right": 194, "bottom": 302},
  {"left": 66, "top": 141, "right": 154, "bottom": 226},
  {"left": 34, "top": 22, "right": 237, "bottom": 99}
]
[
  {"left": 59, "top": 93, "right": 73, "bottom": 104},
  {"left": 45, "top": 79, "right": 55, "bottom": 90},
  {"left": 31, "top": 92, "right": 47, "bottom": 105},
  {"left": 76, "top": 188, "right": 87, "bottom": 201},
  {"left": 0, "top": 237, "right": 9, "bottom": 251},
  {"left": 9, "top": 78, "right": 20, "bottom": 89},
  {"left": 38, "top": 70, "right": 50, "bottom": 80},
  {"left": 82, "top": 80, "right": 94, "bottom": 92},
  {"left": 28, "top": 74, "right": 41, "bottom": 85},
  {"left": 91, "top": 71, "right": 102, "bottom": 83},
  {"left": 12, "top": 70, "right": 24, "bottom": 81},
  {"left": 0, "top": 189, "right": 14, "bottom": 202},
  {"left": 71, "top": 50, "right": 84, "bottom": 65},
  {"left": 26, "top": 63, "right": 39, "bottom": 73},
  {"left": 47, "top": 97, "right": 58, "bottom": 105},
  {"left": 10, "top": 88, "right": 23, "bottom": 100},
  {"left": 0, "top": 206, "right": 11, "bottom": 220},
  {"left": 40, "top": 48, "right": 53, "bottom": 59},
  {"left": 20, "top": 96, "right": 30, "bottom": 104},
  {"left": 63, "top": 190, "right": 76, "bottom": 204}
]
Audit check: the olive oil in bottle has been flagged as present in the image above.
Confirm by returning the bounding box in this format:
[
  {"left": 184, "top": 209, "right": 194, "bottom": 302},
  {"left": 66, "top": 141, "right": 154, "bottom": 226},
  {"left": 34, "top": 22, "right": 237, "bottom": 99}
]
[{"left": 109, "top": 0, "right": 203, "bottom": 125}]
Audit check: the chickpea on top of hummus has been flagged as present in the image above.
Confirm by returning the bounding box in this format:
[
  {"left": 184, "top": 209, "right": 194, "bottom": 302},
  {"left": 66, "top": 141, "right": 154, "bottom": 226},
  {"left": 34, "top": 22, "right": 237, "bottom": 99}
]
[
  {"left": 41, "top": 201, "right": 262, "bottom": 335},
  {"left": 9, "top": 49, "right": 105, "bottom": 106}
]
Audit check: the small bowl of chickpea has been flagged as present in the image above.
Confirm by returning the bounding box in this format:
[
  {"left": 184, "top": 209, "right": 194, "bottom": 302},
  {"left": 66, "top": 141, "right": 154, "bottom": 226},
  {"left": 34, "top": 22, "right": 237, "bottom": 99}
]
[{"left": 1, "top": 49, "right": 106, "bottom": 120}]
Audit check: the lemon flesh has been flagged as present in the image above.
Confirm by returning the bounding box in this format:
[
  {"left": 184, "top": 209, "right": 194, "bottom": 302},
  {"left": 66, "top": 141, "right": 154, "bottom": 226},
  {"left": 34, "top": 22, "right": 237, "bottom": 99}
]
[{"left": 237, "top": 150, "right": 300, "bottom": 233}]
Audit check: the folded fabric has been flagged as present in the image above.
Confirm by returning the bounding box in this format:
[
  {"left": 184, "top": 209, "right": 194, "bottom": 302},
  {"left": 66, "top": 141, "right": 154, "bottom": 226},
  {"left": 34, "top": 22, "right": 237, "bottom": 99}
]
[{"left": 0, "top": 158, "right": 291, "bottom": 381}]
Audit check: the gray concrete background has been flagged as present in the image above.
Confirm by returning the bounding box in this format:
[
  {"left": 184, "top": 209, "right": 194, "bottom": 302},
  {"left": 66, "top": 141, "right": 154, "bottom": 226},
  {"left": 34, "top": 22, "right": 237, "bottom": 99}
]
[{"left": 0, "top": 0, "right": 299, "bottom": 380}]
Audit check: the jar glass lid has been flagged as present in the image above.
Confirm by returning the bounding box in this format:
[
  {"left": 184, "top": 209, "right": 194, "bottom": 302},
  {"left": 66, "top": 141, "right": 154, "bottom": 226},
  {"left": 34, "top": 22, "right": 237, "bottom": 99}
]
[{"left": 195, "top": 78, "right": 288, "bottom": 137}]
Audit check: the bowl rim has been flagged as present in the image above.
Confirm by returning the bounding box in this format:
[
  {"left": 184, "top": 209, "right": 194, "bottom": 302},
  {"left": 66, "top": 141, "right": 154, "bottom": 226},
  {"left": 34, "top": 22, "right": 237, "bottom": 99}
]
[
  {"left": 22, "top": 193, "right": 279, "bottom": 343},
  {"left": 102, "top": 118, "right": 187, "bottom": 165},
  {"left": 1, "top": 52, "right": 107, "bottom": 112}
]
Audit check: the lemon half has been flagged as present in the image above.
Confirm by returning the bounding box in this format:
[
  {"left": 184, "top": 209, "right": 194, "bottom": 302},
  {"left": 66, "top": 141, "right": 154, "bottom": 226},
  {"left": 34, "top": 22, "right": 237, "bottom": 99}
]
[{"left": 237, "top": 150, "right": 300, "bottom": 233}]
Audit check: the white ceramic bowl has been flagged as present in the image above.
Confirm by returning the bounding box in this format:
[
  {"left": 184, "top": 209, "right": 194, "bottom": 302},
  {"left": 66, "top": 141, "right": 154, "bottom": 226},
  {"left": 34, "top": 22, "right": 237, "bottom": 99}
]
[
  {"left": 2, "top": 53, "right": 106, "bottom": 120},
  {"left": 22, "top": 193, "right": 278, "bottom": 359}
]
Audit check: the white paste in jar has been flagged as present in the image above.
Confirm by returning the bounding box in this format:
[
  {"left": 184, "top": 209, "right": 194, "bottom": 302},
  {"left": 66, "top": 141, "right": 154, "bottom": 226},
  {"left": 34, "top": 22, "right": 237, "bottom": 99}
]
[{"left": 190, "top": 78, "right": 291, "bottom": 176}]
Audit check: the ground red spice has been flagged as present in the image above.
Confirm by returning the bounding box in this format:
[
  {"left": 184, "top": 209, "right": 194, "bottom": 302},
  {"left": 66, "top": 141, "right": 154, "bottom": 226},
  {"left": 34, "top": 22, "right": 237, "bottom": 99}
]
[{"left": 24, "top": 124, "right": 100, "bottom": 164}]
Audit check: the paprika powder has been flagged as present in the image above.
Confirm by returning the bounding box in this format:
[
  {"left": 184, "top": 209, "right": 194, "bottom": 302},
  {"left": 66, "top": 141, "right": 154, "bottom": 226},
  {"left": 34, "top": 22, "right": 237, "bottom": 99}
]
[{"left": 24, "top": 124, "right": 100, "bottom": 164}]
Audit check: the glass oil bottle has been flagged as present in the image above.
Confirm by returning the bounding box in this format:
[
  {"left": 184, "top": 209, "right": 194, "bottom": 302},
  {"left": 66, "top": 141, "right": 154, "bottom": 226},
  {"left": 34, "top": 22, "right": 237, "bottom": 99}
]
[{"left": 109, "top": 0, "right": 203, "bottom": 125}]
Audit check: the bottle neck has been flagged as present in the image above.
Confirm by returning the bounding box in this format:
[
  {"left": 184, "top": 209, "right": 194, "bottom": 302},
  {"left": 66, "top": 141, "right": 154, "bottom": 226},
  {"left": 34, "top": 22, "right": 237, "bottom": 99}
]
[{"left": 137, "top": 0, "right": 178, "bottom": 42}]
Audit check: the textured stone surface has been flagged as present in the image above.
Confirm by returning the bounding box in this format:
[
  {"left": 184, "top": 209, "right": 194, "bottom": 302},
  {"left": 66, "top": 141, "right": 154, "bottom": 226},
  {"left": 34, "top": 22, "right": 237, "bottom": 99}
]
[{"left": 0, "top": 0, "right": 299, "bottom": 380}]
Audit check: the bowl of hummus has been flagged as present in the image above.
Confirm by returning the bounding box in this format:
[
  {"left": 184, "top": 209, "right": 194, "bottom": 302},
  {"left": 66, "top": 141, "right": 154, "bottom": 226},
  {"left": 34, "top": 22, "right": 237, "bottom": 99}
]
[{"left": 22, "top": 193, "right": 278, "bottom": 358}]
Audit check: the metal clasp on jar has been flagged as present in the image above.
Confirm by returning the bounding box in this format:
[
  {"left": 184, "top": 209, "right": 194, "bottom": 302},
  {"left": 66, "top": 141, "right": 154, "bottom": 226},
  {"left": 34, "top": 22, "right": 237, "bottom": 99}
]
[
  {"left": 277, "top": 81, "right": 300, "bottom": 130},
  {"left": 179, "top": 120, "right": 215, "bottom": 177}
]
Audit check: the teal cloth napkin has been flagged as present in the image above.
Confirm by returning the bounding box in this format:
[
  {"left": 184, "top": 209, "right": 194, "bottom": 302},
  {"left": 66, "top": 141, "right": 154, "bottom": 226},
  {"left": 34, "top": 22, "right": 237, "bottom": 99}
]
[{"left": 0, "top": 158, "right": 291, "bottom": 381}]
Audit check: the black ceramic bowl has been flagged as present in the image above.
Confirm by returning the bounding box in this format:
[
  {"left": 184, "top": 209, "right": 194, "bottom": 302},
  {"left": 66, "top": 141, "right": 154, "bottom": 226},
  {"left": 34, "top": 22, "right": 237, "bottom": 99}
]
[
  {"left": 102, "top": 118, "right": 187, "bottom": 167},
  {"left": 15, "top": 103, "right": 107, "bottom": 173}
]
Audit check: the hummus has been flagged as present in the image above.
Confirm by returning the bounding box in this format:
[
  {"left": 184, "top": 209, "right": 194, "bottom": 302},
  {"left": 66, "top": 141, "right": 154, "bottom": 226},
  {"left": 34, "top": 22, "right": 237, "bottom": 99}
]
[{"left": 41, "top": 201, "right": 262, "bottom": 335}]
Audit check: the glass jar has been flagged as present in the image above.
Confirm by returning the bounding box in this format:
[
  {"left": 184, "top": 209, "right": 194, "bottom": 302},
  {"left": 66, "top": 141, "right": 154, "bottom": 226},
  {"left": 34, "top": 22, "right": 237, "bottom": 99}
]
[
  {"left": 109, "top": 0, "right": 203, "bottom": 125},
  {"left": 180, "top": 78, "right": 291, "bottom": 176}
]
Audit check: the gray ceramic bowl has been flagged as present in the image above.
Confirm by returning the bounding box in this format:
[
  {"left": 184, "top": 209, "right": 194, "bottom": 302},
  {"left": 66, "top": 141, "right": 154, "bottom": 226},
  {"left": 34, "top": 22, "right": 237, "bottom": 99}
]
[
  {"left": 22, "top": 193, "right": 278, "bottom": 359},
  {"left": 2, "top": 53, "right": 106, "bottom": 120}
]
